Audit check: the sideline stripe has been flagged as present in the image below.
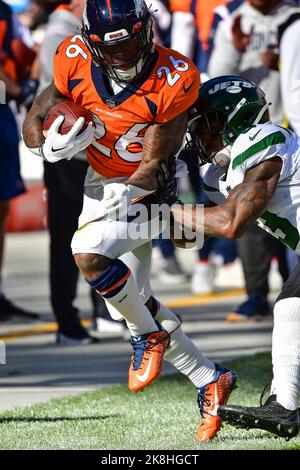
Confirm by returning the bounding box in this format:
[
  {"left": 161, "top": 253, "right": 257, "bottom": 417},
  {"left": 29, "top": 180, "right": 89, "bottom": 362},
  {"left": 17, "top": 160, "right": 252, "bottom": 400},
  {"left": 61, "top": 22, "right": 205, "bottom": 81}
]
[
  {"left": 0, "top": 288, "right": 245, "bottom": 342},
  {"left": 165, "top": 287, "right": 245, "bottom": 309},
  {"left": 0, "top": 320, "right": 91, "bottom": 343}
]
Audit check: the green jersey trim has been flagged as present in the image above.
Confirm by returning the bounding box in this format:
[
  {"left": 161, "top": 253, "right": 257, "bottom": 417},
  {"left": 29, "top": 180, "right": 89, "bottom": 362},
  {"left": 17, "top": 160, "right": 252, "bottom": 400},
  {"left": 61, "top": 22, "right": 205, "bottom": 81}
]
[
  {"left": 259, "top": 211, "right": 300, "bottom": 251},
  {"left": 232, "top": 131, "right": 286, "bottom": 170}
]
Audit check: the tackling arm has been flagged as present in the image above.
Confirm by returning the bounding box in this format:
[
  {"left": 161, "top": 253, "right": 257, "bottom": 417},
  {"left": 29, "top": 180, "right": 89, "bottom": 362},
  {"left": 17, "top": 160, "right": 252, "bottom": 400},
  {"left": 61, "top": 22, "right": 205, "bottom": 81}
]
[
  {"left": 171, "top": 157, "right": 282, "bottom": 240},
  {"left": 124, "top": 110, "right": 189, "bottom": 191}
]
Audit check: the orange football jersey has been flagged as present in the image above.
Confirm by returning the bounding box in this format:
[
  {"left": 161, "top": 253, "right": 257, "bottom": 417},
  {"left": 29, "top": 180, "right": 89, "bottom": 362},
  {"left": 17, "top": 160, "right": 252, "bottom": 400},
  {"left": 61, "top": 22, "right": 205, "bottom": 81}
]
[
  {"left": 169, "top": 0, "right": 228, "bottom": 53},
  {"left": 53, "top": 35, "right": 200, "bottom": 179},
  {"left": 169, "top": 0, "right": 192, "bottom": 13}
]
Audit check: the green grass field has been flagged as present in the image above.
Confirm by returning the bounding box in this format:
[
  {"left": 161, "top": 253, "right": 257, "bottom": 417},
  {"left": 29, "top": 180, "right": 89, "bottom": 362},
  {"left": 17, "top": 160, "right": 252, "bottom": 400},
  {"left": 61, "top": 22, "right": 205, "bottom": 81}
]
[{"left": 0, "top": 352, "right": 299, "bottom": 450}]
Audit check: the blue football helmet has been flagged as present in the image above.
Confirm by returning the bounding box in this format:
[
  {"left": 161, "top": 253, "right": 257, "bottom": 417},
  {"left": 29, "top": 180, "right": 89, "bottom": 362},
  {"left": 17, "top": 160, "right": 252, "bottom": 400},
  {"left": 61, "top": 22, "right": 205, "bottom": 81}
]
[{"left": 82, "top": 0, "right": 154, "bottom": 83}]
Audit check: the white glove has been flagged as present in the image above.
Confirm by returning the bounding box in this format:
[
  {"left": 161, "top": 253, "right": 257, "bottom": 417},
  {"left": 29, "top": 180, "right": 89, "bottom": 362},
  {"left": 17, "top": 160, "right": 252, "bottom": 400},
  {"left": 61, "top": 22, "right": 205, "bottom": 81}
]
[
  {"left": 103, "top": 183, "right": 154, "bottom": 221},
  {"left": 41, "top": 115, "right": 94, "bottom": 163},
  {"left": 103, "top": 183, "right": 132, "bottom": 221}
]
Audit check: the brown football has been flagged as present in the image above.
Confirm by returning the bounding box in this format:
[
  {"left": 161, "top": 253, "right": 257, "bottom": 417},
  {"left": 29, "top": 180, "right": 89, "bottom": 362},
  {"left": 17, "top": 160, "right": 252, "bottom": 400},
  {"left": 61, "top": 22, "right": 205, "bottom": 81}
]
[{"left": 43, "top": 100, "right": 94, "bottom": 136}]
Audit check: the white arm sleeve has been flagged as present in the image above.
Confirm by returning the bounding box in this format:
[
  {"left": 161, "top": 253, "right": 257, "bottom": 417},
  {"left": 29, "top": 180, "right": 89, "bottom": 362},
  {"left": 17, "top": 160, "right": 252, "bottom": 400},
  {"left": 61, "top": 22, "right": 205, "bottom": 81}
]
[
  {"left": 171, "top": 12, "right": 195, "bottom": 58},
  {"left": 280, "top": 19, "right": 300, "bottom": 136}
]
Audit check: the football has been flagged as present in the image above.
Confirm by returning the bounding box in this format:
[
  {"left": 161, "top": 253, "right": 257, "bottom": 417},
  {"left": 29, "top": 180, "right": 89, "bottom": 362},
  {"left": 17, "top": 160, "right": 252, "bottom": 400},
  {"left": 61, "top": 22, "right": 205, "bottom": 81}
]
[{"left": 43, "top": 100, "right": 94, "bottom": 136}]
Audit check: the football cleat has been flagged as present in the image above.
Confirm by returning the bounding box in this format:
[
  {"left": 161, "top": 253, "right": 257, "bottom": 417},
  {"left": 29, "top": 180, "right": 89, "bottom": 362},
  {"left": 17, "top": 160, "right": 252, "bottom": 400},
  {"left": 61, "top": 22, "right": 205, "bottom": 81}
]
[
  {"left": 128, "top": 322, "right": 170, "bottom": 392},
  {"left": 218, "top": 395, "right": 300, "bottom": 439},
  {"left": 0, "top": 295, "right": 40, "bottom": 321},
  {"left": 56, "top": 323, "right": 99, "bottom": 345},
  {"left": 227, "top": 294, "right": 271, "bottom": 323},
  {"left": 197, "top": 364, "right": 237, "bottom": 442}
]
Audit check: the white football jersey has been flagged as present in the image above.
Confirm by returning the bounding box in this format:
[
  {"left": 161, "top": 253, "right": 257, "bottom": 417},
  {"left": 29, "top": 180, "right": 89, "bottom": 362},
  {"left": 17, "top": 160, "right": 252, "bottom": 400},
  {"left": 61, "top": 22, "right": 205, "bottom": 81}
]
[{"left": 203, "top": 122, "right": 300, "bottom": 254}]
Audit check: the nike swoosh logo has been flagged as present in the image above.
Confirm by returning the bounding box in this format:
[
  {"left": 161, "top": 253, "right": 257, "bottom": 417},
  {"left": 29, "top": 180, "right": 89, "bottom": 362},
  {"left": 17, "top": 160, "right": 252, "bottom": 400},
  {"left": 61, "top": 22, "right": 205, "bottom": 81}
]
[
  {"left": 183, "top": 80, "right": 195, "bottom": 94},
  {"left": 249, "top": 129, "right": 262, "bottom": 141},
  {"left": 136, "top": 355, "right": 154, "bottom": 383}
]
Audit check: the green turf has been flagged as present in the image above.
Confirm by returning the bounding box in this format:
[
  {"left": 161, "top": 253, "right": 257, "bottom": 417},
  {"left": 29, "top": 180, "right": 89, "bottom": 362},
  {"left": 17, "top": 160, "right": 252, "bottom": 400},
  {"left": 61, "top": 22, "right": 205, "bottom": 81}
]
[{"left": 0, "top": 352, "right": 299, "bottom": 450}]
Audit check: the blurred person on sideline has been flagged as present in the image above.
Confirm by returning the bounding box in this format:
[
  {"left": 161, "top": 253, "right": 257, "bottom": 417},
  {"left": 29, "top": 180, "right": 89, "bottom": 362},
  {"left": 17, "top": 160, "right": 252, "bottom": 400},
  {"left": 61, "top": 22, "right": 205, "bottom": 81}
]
[
  {"left": 278, "top": 6, "right": 300, "bottom": 272},
  {"left": 0, "top": 0, "right": 39, "bottom": 321},
  {"left": 169, "top": 0, "right": 239, "bottom": 294},
  {"left": 208, "top": 0, "right": 296, "bottom": 320},
  {"left": 169, "top": 0, "right": 245, "bottom": 75}
]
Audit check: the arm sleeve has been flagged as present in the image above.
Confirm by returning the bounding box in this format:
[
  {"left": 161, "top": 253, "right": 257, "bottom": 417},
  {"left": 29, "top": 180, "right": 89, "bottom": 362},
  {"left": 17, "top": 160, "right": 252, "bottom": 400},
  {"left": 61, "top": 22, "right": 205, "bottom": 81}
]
[
  {"left": 280, "top": 20, "right": 300, "bottom": 136},
  {"left": 208, "top": 19, "right": 241, "bottom": 77}
]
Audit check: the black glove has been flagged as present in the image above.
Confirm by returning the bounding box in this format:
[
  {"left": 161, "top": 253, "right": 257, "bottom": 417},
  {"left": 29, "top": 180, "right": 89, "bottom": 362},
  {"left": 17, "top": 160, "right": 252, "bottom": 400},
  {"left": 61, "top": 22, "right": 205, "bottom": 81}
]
[
  {"left": 138, "top": 157, "right": 179, "bottom": 210},
  {"left": 156, "top": 157, "right": 178, "bottom": 206},
  {"left": 17, "top": 79, "right": 39, "bottom": 108}
]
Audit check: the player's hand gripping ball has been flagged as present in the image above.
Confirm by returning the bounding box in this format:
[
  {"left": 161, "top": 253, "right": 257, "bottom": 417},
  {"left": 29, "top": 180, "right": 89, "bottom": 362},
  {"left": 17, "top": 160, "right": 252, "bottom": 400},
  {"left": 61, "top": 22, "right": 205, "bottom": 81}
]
[{"left": 42, "top": 100, "right": 95, "bottom": 163}]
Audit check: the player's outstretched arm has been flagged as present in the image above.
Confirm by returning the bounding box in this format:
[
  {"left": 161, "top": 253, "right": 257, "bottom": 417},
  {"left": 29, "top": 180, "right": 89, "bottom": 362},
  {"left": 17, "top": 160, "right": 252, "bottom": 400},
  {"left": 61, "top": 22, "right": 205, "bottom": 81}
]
[
  {"left": 125, "top": 110, "right": 189, "bottom": 191},
  {"left": 171, "top": 157, "right": 282, "bottom": 240},
  {"left": 22, "top": 81, "right": 66, "bottom": 149}
]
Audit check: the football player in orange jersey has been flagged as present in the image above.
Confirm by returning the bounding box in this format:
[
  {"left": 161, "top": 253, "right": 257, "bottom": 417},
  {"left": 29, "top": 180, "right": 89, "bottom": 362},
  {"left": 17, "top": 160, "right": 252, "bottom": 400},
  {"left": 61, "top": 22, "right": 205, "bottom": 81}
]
[{"left": 23, "top": 0, "right": 236, "bottom": 442}]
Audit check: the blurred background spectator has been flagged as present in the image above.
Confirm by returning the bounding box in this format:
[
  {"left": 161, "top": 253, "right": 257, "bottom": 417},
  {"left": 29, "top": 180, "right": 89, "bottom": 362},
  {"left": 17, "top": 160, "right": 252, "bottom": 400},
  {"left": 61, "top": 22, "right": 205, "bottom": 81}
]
[
  {"left": 208, "top": 0, "right": 297, "bottom": 321},
  {"left": 278, "top": 4, "right": 300, "bottom": 271},
  {"left": 0, "top": 0, "right": 39, "bottom": 321}
]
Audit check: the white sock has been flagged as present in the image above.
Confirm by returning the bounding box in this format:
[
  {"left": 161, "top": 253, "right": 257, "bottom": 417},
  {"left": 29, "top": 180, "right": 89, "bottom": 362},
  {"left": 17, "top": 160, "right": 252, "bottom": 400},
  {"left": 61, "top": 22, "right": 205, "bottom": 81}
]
[
  {"left": 103, "top": 273, "right": 158, "bottom": 337},
  {"left": 156, "top": 302, "right": 216, "bottom": 388},
  {"left": 271, "top": 298, "right": 300, "bottom": 410}
]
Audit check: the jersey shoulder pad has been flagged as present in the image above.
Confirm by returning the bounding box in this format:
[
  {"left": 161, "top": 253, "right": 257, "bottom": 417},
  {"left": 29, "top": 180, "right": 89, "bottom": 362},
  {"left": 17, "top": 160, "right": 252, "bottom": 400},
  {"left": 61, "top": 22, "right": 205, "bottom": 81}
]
[
  {"left": 55, "top": 34, "right": 90, "bottom": 65},
  {"left": 154, "top": 46, "right": 200, "bottom": 123},
  {"left": 53, "top": 34, "right": 91, "bottom": 97},
  {"left": 230, "top": 123, "right": 289, "bottom": 172}
]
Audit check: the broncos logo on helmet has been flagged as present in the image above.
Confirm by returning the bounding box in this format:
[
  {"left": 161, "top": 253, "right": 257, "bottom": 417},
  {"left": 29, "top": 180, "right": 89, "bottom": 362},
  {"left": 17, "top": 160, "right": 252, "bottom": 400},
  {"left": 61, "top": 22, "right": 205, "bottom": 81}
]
[{"left": 81, "top": 0, "right": 154, "bottom": 83}]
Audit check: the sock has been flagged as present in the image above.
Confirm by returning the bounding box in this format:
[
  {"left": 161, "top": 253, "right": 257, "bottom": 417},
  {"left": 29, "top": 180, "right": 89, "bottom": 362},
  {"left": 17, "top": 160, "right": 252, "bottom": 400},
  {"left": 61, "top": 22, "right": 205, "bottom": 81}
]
[
  {"left": 271, "top": 298, "right": 300, "bottom": 410},
  {"left": 156, "top": 302, "right": 216, "bottom": 388},
  {"left": 87, "top": 259, "right": 158, "bottom": 337}
]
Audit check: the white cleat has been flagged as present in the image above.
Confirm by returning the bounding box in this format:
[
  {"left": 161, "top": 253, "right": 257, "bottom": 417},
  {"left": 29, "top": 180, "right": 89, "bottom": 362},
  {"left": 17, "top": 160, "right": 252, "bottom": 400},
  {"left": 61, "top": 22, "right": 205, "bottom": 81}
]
[{"left": 191, "top": 262, "right": 216, "bottom": 295}]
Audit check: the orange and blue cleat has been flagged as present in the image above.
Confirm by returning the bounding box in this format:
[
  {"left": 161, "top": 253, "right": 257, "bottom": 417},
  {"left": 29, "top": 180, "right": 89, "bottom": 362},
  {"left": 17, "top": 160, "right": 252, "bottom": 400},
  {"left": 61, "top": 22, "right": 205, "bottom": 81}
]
[
  {"left": 197, "top": 364, "right": 237, "bottom": 442},
  {"left": 128, "top": 323, "right": 170, "bottom": 393}
]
